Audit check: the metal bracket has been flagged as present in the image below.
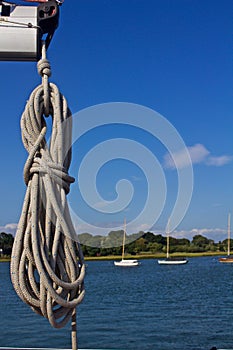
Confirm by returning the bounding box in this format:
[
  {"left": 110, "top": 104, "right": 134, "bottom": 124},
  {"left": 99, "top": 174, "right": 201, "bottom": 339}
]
[
  {"left": 37, "top": 0, "right": 59, "bottom": 51},
  {"left": 0, "top": 0, "right": 59, "bottom": 61}
]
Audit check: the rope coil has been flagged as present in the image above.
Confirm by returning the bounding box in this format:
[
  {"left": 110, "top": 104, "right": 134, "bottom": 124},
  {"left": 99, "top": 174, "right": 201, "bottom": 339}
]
[{"left": 10, "top": 45, "right": 85, "bottom": 337}]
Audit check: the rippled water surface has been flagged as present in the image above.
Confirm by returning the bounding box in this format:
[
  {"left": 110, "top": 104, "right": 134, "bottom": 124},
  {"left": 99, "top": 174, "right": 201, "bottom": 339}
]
[{"left": 1, "top": 257, "right": 233, "bottom": 350}]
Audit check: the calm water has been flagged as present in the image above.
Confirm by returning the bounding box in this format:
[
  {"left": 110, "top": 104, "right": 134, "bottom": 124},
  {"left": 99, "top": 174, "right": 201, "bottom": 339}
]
[{"left": 1, "top": 257, "right": 233, "bottom": 350}]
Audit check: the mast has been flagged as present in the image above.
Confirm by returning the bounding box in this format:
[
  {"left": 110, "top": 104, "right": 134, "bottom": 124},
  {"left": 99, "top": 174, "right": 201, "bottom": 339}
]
[
  {"left": 166, "top": 218, "right": 170, "bottom": 259},
  {"left": 122, "top": 218, "right": 126, "bottom": 260},
  {"left": 227, "top": 213, "right": 231, "bottom": 256}
]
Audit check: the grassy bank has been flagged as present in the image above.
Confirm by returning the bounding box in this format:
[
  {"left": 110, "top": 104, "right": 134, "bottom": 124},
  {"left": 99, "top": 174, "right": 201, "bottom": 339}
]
[
  {"left": 85, "top": 251, "right": 223, "bottom": 261},
  {"left": 0, "top": 257, "right": 10, "bottom": 262},
  {"left": 0, "top": 251, "right": 225, "bottom": 263}
]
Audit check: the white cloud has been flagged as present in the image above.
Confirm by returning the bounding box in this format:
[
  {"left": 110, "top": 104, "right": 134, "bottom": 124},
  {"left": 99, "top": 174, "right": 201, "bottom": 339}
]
[
  {"left": 0, "top": 223, "right": 17, "bottom": 236},
  {"left": 74, "top": 220, "right": 151, "bottom": 237},
  {"left": 189, "top": 144, "right": 210, "bottom": 165},
  {"left": 1, "top": 221, "right": 228, "bottom": 243},
  {"left": 164, "top": 143, "right": 209, "bottom": 169},
  {"left": 74, "top": 221, "right": 227, "bottom": 242},
  {"left": 136, "top": 223, "right": 151, "bottom": 232},
  {"left": 168, "top": 228, "right": 226, "bottom": 242},
  {"left": 206, "top": 155, "right": 233, "bottom": 166},
  {"left": 164, "top": 143, "right": 233, "bottom": 169}
]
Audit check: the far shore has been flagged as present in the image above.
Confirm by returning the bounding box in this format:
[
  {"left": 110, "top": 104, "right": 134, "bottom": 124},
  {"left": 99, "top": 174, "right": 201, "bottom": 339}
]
[
  {"left": 83, "top": 251, "right": 224, "bottom": 261},
  {"left": 0, "top": 251, "right": 227, "bottom": 263}
]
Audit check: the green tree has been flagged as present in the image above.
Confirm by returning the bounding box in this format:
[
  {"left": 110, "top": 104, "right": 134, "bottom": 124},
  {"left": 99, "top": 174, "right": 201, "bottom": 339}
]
[
  {"left": 104, "top": 230, "right": 124, "bottom": 248},
  {"left": 192, "top": 235, "right": 211, "bottom": 247},
  {"left": 153, "top": 234, "right": 166, "bottom": 245},
  {"left": 0, "top": 232, "right": 14, "bottom": 255},
  {"left": 147, "top": 242, "right": 163, "bottom": 253},
  {"left": 134, "top": 237, "right": 146, "bottom": 253}
]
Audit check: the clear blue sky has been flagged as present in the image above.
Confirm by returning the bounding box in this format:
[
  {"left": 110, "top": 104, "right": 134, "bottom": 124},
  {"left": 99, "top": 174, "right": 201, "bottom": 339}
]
[{"left": 0, "top": 0, "right": 233, "bottom": 241}]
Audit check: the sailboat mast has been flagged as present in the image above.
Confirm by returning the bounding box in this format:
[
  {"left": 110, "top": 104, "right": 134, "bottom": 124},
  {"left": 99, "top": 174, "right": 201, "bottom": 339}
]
[
  {"left": 166, "top": 219, "right": 170, "bottom": 259},
  {"left": 227, "top": 213, "right": 231, "bottom": 256},
  {"left": 166, "top": 234, "right": 169, "bottom": 258},
  {"left": 122, "top": 218, "right": 126, "bottom": 260}
]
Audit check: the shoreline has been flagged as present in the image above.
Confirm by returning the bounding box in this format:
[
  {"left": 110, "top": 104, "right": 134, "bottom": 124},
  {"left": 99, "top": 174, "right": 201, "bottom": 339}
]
[
  {"left": 84, "top": 251, "right": 223, "bottom": 261},
  {"left": 0, "top": 251, "right": 225, "bottom": 263}
]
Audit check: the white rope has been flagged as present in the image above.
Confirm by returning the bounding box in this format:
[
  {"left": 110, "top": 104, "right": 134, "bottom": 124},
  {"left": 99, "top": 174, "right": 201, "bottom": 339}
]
[{"left": 10, "top": 44, "right": 85, "bottom": 346}]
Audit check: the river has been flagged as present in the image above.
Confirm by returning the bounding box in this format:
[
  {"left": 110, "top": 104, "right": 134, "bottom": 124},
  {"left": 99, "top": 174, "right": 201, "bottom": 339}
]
[{"left": 1, "top": 257, "right": 233, "bottom": 350}]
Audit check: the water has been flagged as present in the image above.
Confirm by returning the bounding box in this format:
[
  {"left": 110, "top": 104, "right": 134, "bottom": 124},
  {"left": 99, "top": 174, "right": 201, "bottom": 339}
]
[{"left": 1, "top": 257, "right": 233, "bottom": 350}]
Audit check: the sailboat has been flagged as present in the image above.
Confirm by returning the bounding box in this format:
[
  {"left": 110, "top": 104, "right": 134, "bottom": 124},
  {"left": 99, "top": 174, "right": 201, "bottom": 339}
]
[
  {"left": 219, "top": 213, "right": 233, "bottom": 263},
  {"left": 114, "top": 219, "right": 140, "bottom": 267},
  {"left": 158, "top": 219, "right": 188, "bottom": 265}
]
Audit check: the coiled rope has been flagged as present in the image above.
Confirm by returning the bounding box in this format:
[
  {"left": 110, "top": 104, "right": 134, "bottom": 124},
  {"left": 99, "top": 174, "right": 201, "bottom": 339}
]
[{"left": 10, "top": 43, "right": 85, "bottom": 349}]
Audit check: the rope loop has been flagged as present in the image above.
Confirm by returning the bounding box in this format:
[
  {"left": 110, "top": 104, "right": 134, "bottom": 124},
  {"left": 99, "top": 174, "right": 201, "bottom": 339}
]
[{"left": 10, "top": 57, "right": 85, "bottom": 330}]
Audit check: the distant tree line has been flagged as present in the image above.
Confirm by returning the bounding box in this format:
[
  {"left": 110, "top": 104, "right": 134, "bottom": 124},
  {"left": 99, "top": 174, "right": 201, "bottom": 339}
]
[
  {"left": 0, "top": 230, "right": 230, "bottom": 258},
  {"left": 78, "top": 231, "right": 230, "bottom": 257}
]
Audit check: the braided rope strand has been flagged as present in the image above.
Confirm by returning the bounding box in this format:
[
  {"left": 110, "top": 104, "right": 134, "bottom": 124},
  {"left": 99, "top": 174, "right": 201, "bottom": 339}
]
[{"left": 10, "top": 48, "right": 85, "bottom": 342}]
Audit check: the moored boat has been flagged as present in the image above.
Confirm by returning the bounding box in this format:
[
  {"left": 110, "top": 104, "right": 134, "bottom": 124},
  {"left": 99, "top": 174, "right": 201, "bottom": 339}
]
[
  {"left": 219, "top": 256, "right": 233, "bottom": 263},
  {"left": 114, "top": 219, "right": 140, "bottom": 267},
  {"left": 114, "top": 259, "right": 140, "bottom": 267},
  {"left": 158, "top": 219, "right": 188, "bottom": 265},
  {"left": 219, "top": 213, "right": 233, "bottom": 263},
  {"left": 158, "top": 257, "right": 188, "bottom": 265}
]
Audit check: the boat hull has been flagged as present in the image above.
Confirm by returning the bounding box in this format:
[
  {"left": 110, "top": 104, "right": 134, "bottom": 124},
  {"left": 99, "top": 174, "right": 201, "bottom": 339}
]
[
  {"left": 218, "top": 257, "right": 233, "bottom": 263},
  {"left": 158, "top": 258, "right": 188, "bottom": 265},
  {"left": 114, "top": 259, "right": 139, "bottom": 267}
]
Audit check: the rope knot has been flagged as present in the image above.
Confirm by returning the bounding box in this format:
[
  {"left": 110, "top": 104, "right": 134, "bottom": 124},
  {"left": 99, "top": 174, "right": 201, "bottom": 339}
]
[
  {"left": 28, "top": 157, "right": 75, "bottom": 194},
  {"left": 37, "top": 58, "right": 52, "bottom": 77}
]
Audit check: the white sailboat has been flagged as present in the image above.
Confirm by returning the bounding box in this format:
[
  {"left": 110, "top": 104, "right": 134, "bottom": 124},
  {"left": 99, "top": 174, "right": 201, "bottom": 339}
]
[
  {"left": 158, "top": 219, "right": 188, "bottom": 265},
  {"left": 219, "top": 213, "right": 233, "bottom": 263},
  {"left": 114, "top": 219, "right": 140, "bottom": 267}
]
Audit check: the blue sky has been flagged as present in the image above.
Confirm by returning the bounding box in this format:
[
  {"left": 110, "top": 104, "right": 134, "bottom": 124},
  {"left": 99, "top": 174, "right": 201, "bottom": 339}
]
[{"left": 0, "top": 0, "right": 233, "bottom": 242}]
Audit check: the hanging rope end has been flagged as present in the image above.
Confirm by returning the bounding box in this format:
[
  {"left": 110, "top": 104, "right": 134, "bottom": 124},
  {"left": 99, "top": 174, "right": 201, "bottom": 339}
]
[{"left": 71, "top": 308, "right": 78, "bottom": 350}]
